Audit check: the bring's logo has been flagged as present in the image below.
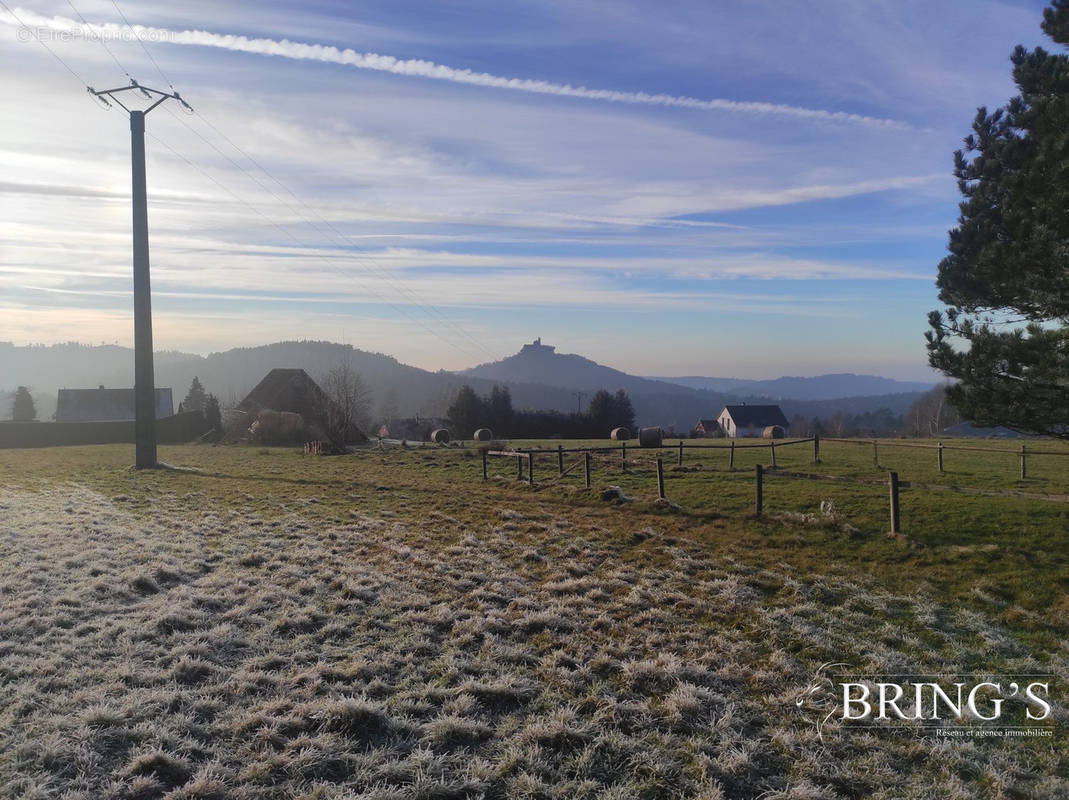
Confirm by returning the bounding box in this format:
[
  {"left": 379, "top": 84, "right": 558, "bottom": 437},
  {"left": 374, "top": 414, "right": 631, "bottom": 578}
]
[{"left": 795, "top": 664, "right": 1055, "bottom": 741}]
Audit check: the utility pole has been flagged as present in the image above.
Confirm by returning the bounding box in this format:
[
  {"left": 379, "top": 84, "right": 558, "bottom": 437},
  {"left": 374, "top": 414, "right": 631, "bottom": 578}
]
[
  {"left": 89, "top": 81, "right": 191, "bottom": 468},
  {"left": 574, "top": 391, "right": 585, "bottom": 414}
]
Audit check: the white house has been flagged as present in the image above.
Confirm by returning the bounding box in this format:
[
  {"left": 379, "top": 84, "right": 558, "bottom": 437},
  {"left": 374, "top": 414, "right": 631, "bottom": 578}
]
[{"left": 717, "top": 404, "right": 789, "bottom": 438}]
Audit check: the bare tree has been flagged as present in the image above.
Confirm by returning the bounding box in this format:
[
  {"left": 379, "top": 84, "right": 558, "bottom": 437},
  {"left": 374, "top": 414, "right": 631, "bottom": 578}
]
[
  {"left": 903, "top": 385, "right": 962, "bottom": 437},
  {"left": 317, "top": 359, "right": 372, "bottom": 451}
]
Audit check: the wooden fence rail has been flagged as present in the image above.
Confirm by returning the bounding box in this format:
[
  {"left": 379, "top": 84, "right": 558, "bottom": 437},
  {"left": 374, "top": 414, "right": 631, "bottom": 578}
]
[{"left": 476, "top": 442, "right": 1068, "bottom": 537}]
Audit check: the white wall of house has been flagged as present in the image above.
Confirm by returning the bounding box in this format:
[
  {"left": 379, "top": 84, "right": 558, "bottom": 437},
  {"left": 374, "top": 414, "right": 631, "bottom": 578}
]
[
  {"left": 719, "top": 411, "right": 763, "bottom": 438},
  {"left": 718, "top": 412, "right": 734, "bottom": 437}
]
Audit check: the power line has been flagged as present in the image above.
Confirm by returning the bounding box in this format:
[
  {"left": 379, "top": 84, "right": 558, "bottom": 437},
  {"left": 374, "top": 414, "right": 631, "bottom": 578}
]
[
  {"left": 109, "top": 0, "right": 175, "bottom": 89},
  {"left": 13, "top": 0, "right": 499, "bottom": 364},
  {"left": 160, "top": 103, "right": 498, "bottom": 362},
  {"left": 104, "top": 0, "right": 499, "bottom": 362},
  {"left": 65, "top": 0, "right": 130, "bottom": 79},
  {"left": 0, "top": 0, "right": 91, "bottom": 88},
  {"left": 144, "top": 127, "right": 494, "bottom": 364}
]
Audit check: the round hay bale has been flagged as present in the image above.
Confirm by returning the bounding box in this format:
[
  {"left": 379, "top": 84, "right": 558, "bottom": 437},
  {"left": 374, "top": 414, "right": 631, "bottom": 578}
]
[
  {"left": 473, "top": 428, "right": 493, "bottom": 442},
  {"left": 762, "top": 425, "right": 786, "bottom": 440},
  {"left": 610, "top": 427, "right": 631, "bottom": 441},
  {"left": 430, "top": 428, "right": 451, "bottom": 444},
  {"left": 638, "top": 426, "right": 663, "bottom": 447}
]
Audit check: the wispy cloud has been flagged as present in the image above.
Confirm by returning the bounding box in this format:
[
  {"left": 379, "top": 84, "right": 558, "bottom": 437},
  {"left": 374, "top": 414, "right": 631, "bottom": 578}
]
[{"left": 4, "top": 8, "right": 911, "bottom": 129}]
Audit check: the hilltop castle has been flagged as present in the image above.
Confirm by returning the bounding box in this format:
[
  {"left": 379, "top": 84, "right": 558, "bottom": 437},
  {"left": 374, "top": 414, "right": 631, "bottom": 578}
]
[{"left": 519, "top": 337, "right": 555, "bottom": 355}]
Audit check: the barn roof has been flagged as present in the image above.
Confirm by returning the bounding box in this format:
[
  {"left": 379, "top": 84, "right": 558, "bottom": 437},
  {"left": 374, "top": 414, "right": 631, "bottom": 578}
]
[
  {"left": 720, "top": 404, "right": 789, "bottom": 428},
  {"left": 237, "top": 368, "right": 330, "bottom": 417},
  {"left": 237, "top": 368, "right": 368, "bottom": 443},
  {"left": 697, "top": 418, "right": 719, "bottom": 428},
  {"left": 55, "top": 387, "right": 173, "bottom": 422}
]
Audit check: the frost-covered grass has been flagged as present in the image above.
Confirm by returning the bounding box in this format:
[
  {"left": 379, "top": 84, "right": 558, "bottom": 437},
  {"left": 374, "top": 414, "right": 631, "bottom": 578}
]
[{"left": 0, "top": 445, "right": 1066, "bottom": 798}]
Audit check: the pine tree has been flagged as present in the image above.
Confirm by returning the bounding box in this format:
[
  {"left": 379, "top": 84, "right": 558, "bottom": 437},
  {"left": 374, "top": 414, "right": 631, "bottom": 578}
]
[
  {"left": 446, "top": 385, "right": 485, "bottom": 437},
  {"left": 12, "top": 386, "right": 36, "bottom": 421},
  {"left": 488, "top": 384, "right": 514, "bottom": 434},
  {"left": 204, "top": 394, "right": 223, "bottom": 438},
  {"left": 182, "top": 377, "right": 208, "bottom": 413},
  {"left": 926, "top": 1, "right": 1069, "bottom": 438}
]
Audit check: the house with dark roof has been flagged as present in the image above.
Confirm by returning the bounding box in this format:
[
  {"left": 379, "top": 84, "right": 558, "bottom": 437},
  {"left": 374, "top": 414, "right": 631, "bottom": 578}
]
[
  {"left": 238, "top": 369, "right": 330, "bottom": 419},
  {"left": 55, "top": 386, "right": 173, "bottom": 422},
  {"left": 943, "top": 422, "right": 1024, "bottom": 438},
  {"left": 235, "top": 368, "right": 367, "bottom": 443},
  {"left": 693, "top": 418, "right": 723, "bottom": 438},
  {"left": 717, "top": 404, "right": 789, "bottom": 438}
]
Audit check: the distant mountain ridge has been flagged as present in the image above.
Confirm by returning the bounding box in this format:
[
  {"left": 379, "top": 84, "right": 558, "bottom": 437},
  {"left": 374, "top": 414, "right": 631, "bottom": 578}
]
[
  {"left": 1, "top": 339, "right": 930, "bottom": 428},
  {"left": 654, "top": 373, "right": 935, "bottom": 401}
]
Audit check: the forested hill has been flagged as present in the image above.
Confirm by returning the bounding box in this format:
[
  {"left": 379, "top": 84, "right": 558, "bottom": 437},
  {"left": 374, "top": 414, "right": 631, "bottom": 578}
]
[{"left": 2, "top": 340, "right": 927, "bottom": 429}]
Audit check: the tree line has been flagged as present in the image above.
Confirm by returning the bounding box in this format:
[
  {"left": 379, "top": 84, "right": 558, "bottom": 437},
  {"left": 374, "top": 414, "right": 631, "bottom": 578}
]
[
  {"left": 785, "top": 387, "right": 961, "bottom": 439},
  {"left": 439, "top": 383, "right": 966, "bottom": 441},
  {"left": 446, "top": 384, "right": 636, "bottom": 439}
]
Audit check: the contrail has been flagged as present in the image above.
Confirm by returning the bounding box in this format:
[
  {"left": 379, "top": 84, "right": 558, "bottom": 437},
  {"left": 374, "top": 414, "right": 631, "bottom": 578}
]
[{"left": 6, "top": 8, "right": 910, "bottom": 129}]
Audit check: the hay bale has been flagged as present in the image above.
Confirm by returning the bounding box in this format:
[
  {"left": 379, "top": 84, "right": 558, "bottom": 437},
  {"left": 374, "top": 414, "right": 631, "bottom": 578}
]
[
  {"left": 762, "top": 425, "right": 786, "bottom": 440},
  {"left": 473, "top": 428, "right": 493, "bottom": 442},
  {"left": 638, "top": 427, "right": 663, "bottom": 447},
  {"left": 430, "top": 428, "right": 451, "bottom": 444},
  {"left": 610, "top": 427, "right": 631, "bottom": 441}
]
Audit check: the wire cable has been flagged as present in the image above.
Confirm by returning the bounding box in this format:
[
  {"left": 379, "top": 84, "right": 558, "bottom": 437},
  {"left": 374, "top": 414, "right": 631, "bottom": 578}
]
[
  {"left": 1, "top": 0, "right": 91, "bottom": 87},
  {"left": 64, "top": 0, "right": 130, "bottom": 79},
  {"left": 109, "top": 0, "right": 175, "bottom": 90},
  {"left": 105, "top": 0, "right": 498, "bottom": 362},
  {"left": 144, "top": 129, "right": 493, "bottom": 364}
]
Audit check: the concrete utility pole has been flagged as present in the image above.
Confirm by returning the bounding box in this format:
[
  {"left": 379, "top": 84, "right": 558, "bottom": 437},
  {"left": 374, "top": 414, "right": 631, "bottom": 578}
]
[{"left": 89, "top": 81, "right": 191, "bottom": 468}]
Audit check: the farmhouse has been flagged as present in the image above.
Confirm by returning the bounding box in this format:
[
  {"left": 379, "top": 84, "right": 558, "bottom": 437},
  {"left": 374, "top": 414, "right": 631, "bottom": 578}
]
[
  {"left": 717, "top": 404, "right": 789, "bottom": 438},
  {"left": 238, "top": 368, "right": 330, "bottom": 419},
  {"left": 55, "top": 386, "right": 173, "bottom": 422},
  {"left": 233, "top": 368, "right": 368, "bottom": 444},
  {"left": 693, "top": 418, "right": 722, "bottom": 438}
]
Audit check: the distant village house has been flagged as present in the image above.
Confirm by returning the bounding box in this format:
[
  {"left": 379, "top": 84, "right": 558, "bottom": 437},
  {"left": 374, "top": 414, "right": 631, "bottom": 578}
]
[
  {"left": 716, "top": 404, "right": 789, "bottom": 438},
  {"left": 55, "top": 386, "right": 173, "bottom": 422},
  {"left": 693, "top": 419, "right": 723, "bottom": 438},
  {"left": 377, "top": 417, "right": 447, "bottom": 441}
]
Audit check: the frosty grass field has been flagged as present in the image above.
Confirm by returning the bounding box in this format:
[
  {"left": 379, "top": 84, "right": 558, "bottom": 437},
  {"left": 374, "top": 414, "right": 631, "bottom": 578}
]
[{"left": 0, "top": 440, "right": 1066, "bottom": 799}]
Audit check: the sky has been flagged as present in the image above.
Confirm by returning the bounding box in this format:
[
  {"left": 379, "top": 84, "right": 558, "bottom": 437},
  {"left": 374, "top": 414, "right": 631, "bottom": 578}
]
[{"left": 0, "top": 0, "right": 1055, "bottom": 380}]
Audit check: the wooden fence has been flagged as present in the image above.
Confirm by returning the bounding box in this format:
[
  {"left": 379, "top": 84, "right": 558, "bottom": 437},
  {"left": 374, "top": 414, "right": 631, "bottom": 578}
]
[
  {"left": 476, "top": 436, "right": 1069, "bottom": 534},
  {"left": 481, "top": 435, "right": 1069, "bottom": 478},
  {"left": 819, "top": 437, "right": 1068, "bottom": 480}
]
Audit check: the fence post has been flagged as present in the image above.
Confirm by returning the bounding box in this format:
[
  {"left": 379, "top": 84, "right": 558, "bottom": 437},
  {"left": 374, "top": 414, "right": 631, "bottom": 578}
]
[
  {"left": 657, "top": 458, "right": 665, "bottom": 500},
  {"left": 873, "top": 440, "right": 879, "bottom": 468},
  {"left": 1020, "top": 444, "right": 1027, "bottom": 480},
  {"left": 622, "top": 442, "right": 627, "bottom": 472},
  {"left": 755, "top": 464, "right": 763, "bottom": 516},
  {"left": 517, "top": 454, "right": 523, "bottom": 481},
  {"left": 558, "top": 444, "right": 564, "bottom": 476},
  {"left": 528, "top": 451, "right": 535, "bottom": 486},
  {"left": 937, "top": 441, "right": 944, "bottom": 474},
  {"left": 729, "top": 440, "right": 736, "bottom": 470},
  {"left": 481, "top": 448, "right": 488, "bottom": 481},
  {"left": 678, "top": 440, "right": 684, "bottom": 467},
  {"left": 585, "top": 451, "right": 591, "bottom": 488},
  {"left": 770, "top": 441, "right": 777, "bottom": 468},
  {"left": 813, "top": 433, "right": 820, "bottom": 464},
  {"left": 888, "top": 471, "right": 901, "bottom": 534}
]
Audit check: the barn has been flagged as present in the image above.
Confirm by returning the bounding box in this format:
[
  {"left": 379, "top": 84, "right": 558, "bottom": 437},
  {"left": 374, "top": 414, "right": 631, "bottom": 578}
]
[
  {"left": 693, "top": 418, "right": 722, "bottom": 438},
  {"left": 232, "top": 368, "right": 367, "bottom": 444},
  {"left": 717, "top": 404, "right": 789, "bottom": 438},
  {"left": 55, "top": 386, "right": 173, "bottom": 422}
]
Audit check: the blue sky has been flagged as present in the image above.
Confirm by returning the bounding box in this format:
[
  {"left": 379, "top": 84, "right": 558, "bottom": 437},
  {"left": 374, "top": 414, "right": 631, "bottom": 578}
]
[{"left": 0, "top": 0, "right": 1054, "bottom": 379}]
